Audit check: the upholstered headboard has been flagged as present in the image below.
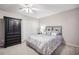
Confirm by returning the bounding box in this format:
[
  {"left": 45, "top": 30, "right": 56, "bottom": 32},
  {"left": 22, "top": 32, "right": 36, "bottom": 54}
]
[
  {"left": 53, "top": 26, "right": 62, "bottom": 33},
  {"left": 45, "top": 26, "right": 62, "bottom": 35}
]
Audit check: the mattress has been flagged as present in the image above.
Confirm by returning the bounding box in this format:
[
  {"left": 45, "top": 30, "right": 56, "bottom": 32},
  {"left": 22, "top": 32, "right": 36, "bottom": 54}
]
[{"left": 26, "top": 34, "right": 62, "bottom": 55}]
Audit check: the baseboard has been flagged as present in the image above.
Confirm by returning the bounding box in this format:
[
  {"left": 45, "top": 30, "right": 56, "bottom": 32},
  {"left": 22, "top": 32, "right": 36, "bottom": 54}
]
[{"left": 65, "top": 43, "right": 79, "bottom": 48}]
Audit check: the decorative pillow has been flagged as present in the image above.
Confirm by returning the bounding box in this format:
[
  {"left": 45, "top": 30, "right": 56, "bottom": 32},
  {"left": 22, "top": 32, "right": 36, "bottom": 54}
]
[
  {"left": 57, "top": 32, "right": 62, "bottom": 35},
  {"left": 51, "top": 32, "right": 57, "bottom": 36},
  {"left": 45, "top": 27, "right": 53, "bottom": 35},
  {"left": 46, "top": 31, "right": 52, "bottom": 35},
  {"left": 52, "top": 31, "right": 62, "bottom": 36}
]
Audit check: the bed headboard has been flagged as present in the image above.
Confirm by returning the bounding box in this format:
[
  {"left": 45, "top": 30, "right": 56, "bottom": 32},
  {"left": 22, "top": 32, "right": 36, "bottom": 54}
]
[
  {"left": 53, "top": 26, "right": 62, "bottom": 33},
  {"left": 45, "top": 26, "right": 62, "bottom": 35}
]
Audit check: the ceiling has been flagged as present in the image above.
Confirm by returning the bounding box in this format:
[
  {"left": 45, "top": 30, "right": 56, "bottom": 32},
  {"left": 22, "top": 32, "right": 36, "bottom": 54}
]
[{"left": 0, "top": 4, "right": 79, "bottom": 19}]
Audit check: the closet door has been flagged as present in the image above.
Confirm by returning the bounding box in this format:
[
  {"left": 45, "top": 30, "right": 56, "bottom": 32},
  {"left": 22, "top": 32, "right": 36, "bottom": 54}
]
[{"left": 4, "top": 16, "right": 21, "bottom": 47}]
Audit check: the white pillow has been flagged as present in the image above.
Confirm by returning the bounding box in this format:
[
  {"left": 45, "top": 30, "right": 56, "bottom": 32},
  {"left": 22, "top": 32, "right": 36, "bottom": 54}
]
[{"left": 51, "top": 32, "right": 57, "bottom": 36}]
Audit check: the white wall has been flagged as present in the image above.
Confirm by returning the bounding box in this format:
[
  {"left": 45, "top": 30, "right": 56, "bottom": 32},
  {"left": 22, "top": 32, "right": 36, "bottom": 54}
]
[
  {"left": 0, "top": 10, "right": 39, "bottom": 42},
  {"left": 39, "top": 8, "right": 79, "bottom": 47},
  {"left": 22, "top": 17, "right": 39, "bottom": 42}
]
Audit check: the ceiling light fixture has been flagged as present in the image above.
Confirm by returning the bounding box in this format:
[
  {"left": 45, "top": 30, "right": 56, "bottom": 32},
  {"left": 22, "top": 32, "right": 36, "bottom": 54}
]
[{"left": 20, "top": 4, "right": 40, "bottom": 14}]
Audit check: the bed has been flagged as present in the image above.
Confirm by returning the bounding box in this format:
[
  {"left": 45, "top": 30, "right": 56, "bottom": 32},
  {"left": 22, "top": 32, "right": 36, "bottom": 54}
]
[{"left": 26, "top": 26, "right": 63, "bottom": 55}]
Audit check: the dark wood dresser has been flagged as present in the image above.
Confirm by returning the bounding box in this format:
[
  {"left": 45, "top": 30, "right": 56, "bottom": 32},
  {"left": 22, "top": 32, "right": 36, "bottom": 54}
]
[{"left": 4, "top": 16, "right": 21, "bottom": 48}]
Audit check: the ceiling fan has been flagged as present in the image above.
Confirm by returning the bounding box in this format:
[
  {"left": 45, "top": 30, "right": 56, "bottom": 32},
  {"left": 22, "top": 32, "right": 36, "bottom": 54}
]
[{"left": 20, "top": 4, "right": 40, "bottom": 13}]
